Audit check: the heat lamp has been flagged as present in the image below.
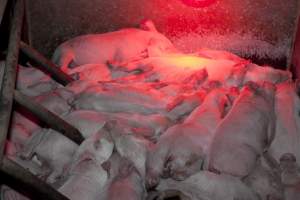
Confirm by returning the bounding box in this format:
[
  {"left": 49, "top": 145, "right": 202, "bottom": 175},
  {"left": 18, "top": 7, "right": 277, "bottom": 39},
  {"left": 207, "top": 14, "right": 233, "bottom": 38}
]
[{"left": 180, "top": 0, "right": 217, "bottom": 8}]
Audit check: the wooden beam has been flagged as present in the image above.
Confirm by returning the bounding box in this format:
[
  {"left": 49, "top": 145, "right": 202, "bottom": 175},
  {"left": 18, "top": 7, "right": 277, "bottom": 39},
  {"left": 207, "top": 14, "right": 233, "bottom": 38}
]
[
  {"left": 0, "top": 0, "right": 24, "bottom": 162},
  {"left": 14, "top": 90, "right": 84, "bottom": 145},
  {"left": 20, "top": 41, "right": 74, "bottom": 86},
  {"left": 0, "top": 157, "right": 70, "bottom": 200}
]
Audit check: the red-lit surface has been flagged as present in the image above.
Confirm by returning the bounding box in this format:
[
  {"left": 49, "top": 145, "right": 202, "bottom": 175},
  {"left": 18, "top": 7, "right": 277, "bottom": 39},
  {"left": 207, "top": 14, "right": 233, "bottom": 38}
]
[{"left": 180, "top": 0, "right": 217, "bottom": 8}]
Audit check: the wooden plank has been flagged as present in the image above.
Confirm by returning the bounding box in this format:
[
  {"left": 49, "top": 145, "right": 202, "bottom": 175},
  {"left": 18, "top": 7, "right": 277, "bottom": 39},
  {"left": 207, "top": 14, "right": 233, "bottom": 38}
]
[
  {"left": 0, "top": 157, "right": 70, "bottom": 200},
  {"left": 20, "top": 41, "right": 74, "bottom": 86},
  {"left": 0, "top": 0, "right": 24, "bottom": 162},
  {"left": 0, "top": 0, "right": 8, "bottom": 25},
  {"left": 14, "top": 90, "right": 84, "bottom": 145}
]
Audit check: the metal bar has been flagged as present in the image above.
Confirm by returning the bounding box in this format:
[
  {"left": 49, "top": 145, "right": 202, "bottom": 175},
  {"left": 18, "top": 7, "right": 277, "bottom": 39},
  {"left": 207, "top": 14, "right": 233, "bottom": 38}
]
[
  {"left": 22, "top": 0, "right": 32, "bottom": 45},
  {"left": 0, "top": 0, "right": 8, "bottom": 25},
  {"left": 0, "top": 157, "right": 70, "bottom": 200},
  {"left": 20, "top": 41, "right": 74, "bottom": 86},
  {"left": 0, "top": 0, "right": 24, "bottom": 162},
  {"left": 14, "top": 90, "right": 84, "bottom": 145}
]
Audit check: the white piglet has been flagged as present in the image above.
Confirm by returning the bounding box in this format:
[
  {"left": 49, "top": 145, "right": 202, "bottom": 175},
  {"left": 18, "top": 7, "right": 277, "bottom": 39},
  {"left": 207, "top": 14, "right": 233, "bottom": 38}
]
[
  {"left": 208, "top": 82, "right": 276, "bottom": 177},
  {"left": 146, "top": 88, "right": 234, "bottom": 188},
  {"left": 269, "top": 81, "right": 300, "bottom": 165},
  {"left": 52, "top": 20, "right": 178, "bottom": 72},
  {"left": 59, "top": 125, "right": 114, "bottom": 200}
]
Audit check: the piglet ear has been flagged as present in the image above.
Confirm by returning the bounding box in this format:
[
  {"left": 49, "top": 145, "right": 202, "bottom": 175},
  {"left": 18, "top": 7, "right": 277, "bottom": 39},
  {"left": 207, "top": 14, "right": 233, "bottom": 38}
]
[
  {"left": 166, "top": 95, "right": 185, "bottom": 112},
  {"left": 139, "top": 19, "right": 158, "bottom": 32},
  {"left": 219, "top": 94, "right": 232, "bottom": 118},
  {"left": 227, "top": 87, "right": 240, "bottom": 103},
  {"left": 244, "top": 81, "right": 259, "bottom": 91}
]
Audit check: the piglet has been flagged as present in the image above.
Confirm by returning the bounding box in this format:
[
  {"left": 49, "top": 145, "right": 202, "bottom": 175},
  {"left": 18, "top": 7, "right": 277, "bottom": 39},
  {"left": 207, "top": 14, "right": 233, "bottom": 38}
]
[
  {"left": 72, "top": 83, "right": 169, "bottom": 115},
  {"left": 52, "top": 20, "right": 178, "bottom": 71},
  {"left": 208, "top": 82, "right": 276, "bottom": 177},
  {"left": 65, "top": 63, "right": 112, "bottom": 82},
  {"left": 243, "top": 159, "right": 284, "bottom": 200},
  {"left": 243, "top": 63, "right": 291, "bottom": 84},
  {"left": 103, "top": 157, "right": 145, "bottom": 200},
  {"left": 269, "top": 81, "right": 300, "bottom": 165},
  {"left": 166, "top": 89, "right": 207, "bottom": 122},
  {"left": 7, "top": 124, "right": 31, "bottom": 153},
  {"left": 59, "top": 125, "right": 114, "bottom": 199},
  {"left": 278, "top": 153, "right": 300, "bottom": 200},
  {"left": 109, "top": 54, "right": 237, "bottom": 84},
  {"left": 16, "top": 65, "right": 58, "bottom": 96},
  {"left": 113, "top": 113, "right": 172, "bottom": 141},
  {"left": 20, "top": 128, "right": 78, "bottom": 184},
  {"left": 195, "top": 48, "right": 246, "bottom": 63},
  {"left": 34, "top": 89, "right": 72, "bottom": 116},
  {"left": 146, "top": 87, "right": 233, "bottom": 188},
  {"left": 19, "top": 110, "right": 110, "bottom": 183},
  {"left": 63, "top": 110, "right": 107, "bottom": 138},
  {"left": 157, "top": 171, "right": 258, "bottom": 200},
  {"left": 105, "top": 120, "right": 151, "bottom": 179}
]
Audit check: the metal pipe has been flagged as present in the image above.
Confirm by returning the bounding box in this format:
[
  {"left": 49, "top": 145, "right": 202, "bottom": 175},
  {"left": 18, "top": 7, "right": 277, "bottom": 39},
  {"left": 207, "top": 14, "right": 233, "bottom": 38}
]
[
  {"left": 20, "top": 41, "right": 74, "bottom": 86},
  {"left": 0, "top": 0, "right": 24, "bottom": 162},
  {"left": 23, "top": 0, "right": 32, "bottom": 45},
  {"left": 14, "top": 90, "right": 84, "bottom": 145},
  {"left": 0, "top": 157, "right": 70, "bottom": 200}
]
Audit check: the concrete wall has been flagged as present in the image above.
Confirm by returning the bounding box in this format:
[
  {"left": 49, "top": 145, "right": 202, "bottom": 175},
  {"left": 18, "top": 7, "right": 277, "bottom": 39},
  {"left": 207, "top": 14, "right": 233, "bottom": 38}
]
[{"left": 27, "top": 0, "right": 299, "bottom": 67}]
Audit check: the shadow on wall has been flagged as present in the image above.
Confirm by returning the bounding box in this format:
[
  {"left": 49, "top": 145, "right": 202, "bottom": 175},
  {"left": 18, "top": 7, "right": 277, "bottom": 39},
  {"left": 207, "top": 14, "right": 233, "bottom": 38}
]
[{"left": 28, "top": 0, "right": 298, "bottom": 67}]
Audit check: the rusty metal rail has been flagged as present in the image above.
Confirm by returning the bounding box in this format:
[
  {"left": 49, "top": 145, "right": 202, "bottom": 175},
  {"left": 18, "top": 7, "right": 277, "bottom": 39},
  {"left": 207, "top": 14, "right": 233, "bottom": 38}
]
[
  {"left": 20, "top": 41, "right": 74, "bottom": 86},
  {"left": 0, "top": 0, "right": 24, "bottom": 162},
  {"left": 0, "top": 0, "right": 85, "bottom": 199},
  {"left": 1, "top": 157, "right": 70, "bottom": 200},
  {"left": 14, "top": 90, "right": 84, "bottom": 144}
]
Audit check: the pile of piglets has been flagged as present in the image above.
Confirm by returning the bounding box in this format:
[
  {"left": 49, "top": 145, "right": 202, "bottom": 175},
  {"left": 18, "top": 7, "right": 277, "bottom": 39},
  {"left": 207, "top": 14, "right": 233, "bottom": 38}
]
[{"left": 2, "top": 20, "right": 300, "bottom": 200}]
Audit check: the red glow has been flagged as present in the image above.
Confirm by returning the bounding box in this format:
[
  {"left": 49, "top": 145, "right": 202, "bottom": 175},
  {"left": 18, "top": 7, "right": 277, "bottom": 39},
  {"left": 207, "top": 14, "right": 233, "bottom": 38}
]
[{"left": 180, "top": 0, "right": 217, "bottom": 8}]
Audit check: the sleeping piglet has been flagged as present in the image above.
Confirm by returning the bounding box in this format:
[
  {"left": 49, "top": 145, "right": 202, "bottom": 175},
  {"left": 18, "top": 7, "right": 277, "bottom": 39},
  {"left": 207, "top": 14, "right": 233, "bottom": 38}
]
[
  {"left": 52, "top": 20, "right": 178, "bottom": 72},
  {"left": 59, "top": 125, "right": 114, "bottom": 200},
  {"left": 146, "top": 87, "right": 235, "bottom": 188},
  {"left": 208, "top": 81, "right": 276, "bottom": 177}
]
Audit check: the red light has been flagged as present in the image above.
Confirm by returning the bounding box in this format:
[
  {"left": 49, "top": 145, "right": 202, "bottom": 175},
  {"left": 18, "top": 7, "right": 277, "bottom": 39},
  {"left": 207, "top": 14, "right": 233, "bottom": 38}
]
[{"left": 180, "top": 0, "right": 217, "bottom": 8}]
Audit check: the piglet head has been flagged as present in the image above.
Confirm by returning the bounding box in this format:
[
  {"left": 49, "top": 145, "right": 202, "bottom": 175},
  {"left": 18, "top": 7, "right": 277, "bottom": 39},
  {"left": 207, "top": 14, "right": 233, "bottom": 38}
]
[{"left": 163, "top": 153, "right": 203, "bottom": 181}]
